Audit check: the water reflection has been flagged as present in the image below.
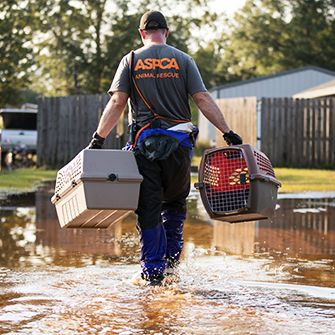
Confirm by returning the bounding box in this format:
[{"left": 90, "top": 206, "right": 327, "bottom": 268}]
[
  {"left": 210, "top": 198, "right": 335, "bottom": 257},
  {"left": 0, "top": 183, "right": 334, "bottom": 334},
  {"left": 1, "top": 184, "right": 335, "bottom": 276}
]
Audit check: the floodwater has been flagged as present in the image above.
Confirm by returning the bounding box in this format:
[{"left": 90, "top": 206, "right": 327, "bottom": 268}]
[{"left": 0, "top": 183, "right": 334, "bottom": 335}]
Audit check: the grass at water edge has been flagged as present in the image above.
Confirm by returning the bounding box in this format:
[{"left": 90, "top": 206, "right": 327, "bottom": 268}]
[
  {"left": 0, "top": 168, "right": 57, "bottom": 192},
  {"left": 0, "top": 166, "right": 334, "bottom": 194},
  {"left": 191, "top": 160, "right": 335, "bottom": 193}
]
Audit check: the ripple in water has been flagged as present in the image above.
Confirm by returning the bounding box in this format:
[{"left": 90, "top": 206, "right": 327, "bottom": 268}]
[{"left": 1, "top": 256, "right": 334, "bottom": 335}]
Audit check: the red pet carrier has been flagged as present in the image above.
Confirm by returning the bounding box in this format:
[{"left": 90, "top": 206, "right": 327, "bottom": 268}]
[{"left": 195, "top": 144, "right": 281, "bottom": 223}]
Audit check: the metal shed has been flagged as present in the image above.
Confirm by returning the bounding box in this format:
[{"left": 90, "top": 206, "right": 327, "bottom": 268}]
[
  {"left": 293, "top": 79, "right": 335, "bottom": 99},
  {"left": 199, "top": 66, "right": 335, "bottom": 144}
]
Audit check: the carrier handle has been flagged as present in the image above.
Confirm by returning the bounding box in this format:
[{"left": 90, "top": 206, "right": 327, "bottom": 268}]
[
  {"left": 108, "top": 173, "right": 118, "bottom": 182},
  {"left": 107, "top": 173, "right": 140, "bottom": 182}
]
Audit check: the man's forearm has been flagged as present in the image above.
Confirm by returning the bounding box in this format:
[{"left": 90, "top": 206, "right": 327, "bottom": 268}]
[
  {"left": 96, "top": 92, "right": 129, "bottom": 138},
  {"left": 192, "top": 91, "right": 230, "bottom": 134}
]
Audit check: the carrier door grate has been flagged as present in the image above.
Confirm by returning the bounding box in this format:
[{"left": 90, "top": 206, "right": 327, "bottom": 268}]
[
  {"left": 203, "top": 149, "right": 250, "bottom": 213},
  {"left": 253, "top": 150, "right": 276, "bottom": 178},
  {"left": 55, "top": 154, "right": 82, "bottom": 195}
]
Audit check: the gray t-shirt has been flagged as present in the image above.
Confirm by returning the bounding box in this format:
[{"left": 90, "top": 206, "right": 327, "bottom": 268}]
[{"left": 108, "top": 44, "right": 207, "bottom": 128}]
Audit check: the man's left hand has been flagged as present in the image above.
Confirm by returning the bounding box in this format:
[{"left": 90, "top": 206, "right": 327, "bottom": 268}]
[{"left": 223, "top": 131, "right": 243, "bottom": 146}]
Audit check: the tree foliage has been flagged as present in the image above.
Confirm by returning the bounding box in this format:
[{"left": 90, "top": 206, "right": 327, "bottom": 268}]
[
  {"left": 30, "top": 0, "right": 110, "bottom": 95},
  {"left": 218, "top": 0, "right": 335, "bottom": 83},
  {"left": 28, "top": 0, "right": 212, "bottom": 97},
  {"left": 0, "top": 0, "right": 35, "bottom": 106},
  {"left": 1, "top": 0, "right": 335, "bottom": 106}
]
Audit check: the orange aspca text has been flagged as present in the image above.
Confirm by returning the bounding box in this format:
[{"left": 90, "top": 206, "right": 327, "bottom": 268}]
[{"left": 134, "top": 58, "right": 180, "bottom": 71}]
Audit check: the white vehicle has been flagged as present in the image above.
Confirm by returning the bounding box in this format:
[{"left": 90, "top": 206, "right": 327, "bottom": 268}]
[{"left": 0, "top": 108, "right": 37, "bottom": 165}]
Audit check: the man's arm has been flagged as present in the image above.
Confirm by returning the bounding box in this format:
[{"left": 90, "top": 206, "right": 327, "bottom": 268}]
[
  {"left": 192, "top": 91, "right": 230, "bottom": 134},
  {"left": 87, "top": 91, "right": 129, "bottom": 149},
  {"left": 96, "top": 91, "right": 129, "bottom": 138},
  {"left": 192, "top": 91, "right": 243, "bottom": 145}
]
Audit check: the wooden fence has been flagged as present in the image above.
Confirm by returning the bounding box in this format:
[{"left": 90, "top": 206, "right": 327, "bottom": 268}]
[
  {"left": 215, "top": 97, "right": 257, "bottom": 147},
  {"left": 38, "top": 95, "right": 335, "bottom": 169},
  {"left": 37, "top": 94, "right": 127, "bottom": 168},
  {"left": 215, "top": 97, "right": 335, "bottom": 168},
  {"left": 261, "top": 97, "right": 335, "bottom": 168}
]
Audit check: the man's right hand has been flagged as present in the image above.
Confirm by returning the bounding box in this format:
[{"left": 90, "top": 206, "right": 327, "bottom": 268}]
[
  {"left": 223, "top": 131, "right": 243, "bottom": 146},
  {"left": 87, "top": 131, "right": 105, "bottom": 149}
]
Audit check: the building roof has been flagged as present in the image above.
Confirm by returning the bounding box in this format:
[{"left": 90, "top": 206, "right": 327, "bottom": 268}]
[
  {"left": 211, "top": 66, "right": 335, "bottom": 92},
  {"left": 293, "top": 79, "right": 335, "bottom": 98}
]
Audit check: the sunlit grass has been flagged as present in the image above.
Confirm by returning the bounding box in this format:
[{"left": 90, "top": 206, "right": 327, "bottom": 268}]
[
  {"left": 0, "top": 165, "right": 334, "bottom": 194},
  {"left": 274, "top": 168, "right": 335, "bottom": 193},
  {"left": 191, "top": 155, "right": 335, "bottom": 193},
  {"left": 0, "top": 168, "right": 57, "bottom": 191}
]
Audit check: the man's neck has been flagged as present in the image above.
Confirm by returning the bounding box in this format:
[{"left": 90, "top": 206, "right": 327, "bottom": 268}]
[
  {"left": 144, "top": 38, "right": 165, "bottom": 46},
  {"left": 142, "top": 31, "right": 167, "bottom": 45},
  {"left": 145, "top": 41, "right": 165, "bottom": 46}
]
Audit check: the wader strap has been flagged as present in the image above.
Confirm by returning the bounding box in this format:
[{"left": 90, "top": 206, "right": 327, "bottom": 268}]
[
  {"left": 128, "top": 51, "right": 137, "bottom": 119},
  {"left": 129, "top": 51, "right": 191, "bottom": 148}
]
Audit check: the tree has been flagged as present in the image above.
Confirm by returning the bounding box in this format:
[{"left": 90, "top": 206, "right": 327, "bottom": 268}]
[
  {"left": 30, "top": 0, "right": 215, "bottom": 96},
  {"left": 217, "top": 0, "right": 335, "bottom": 82},
  {"left": 0, "top": 0, "right": 35, "bottom": 106},
  {"left": 216, "top": 0, "right": 287, "bottom": 82},
  {"left": 282, "top": 0, "right": 335, "bottom": 70},
  {"left": 31, "top": 0, "right": 102, "bottom": 95},
  {"left": 192, "top": 42, "right": 223, "bottom": 88}
]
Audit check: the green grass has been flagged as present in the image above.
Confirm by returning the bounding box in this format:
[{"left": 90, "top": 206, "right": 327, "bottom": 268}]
[
  {"left": 0, "top": 168, "right": 57, "bottom": 192},
  {"left": 192, "top": 155, "right": 335, "bottom": 193},
  {"left": 0, "top": 166, "right": 334, "bottom": 194},
  {"left": 274, "top": 168, "right": 335, "bottom": 193}
]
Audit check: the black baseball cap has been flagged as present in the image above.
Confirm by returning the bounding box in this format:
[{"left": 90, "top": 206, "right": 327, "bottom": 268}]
[{"left": 139, "top": 11, "right": 168, "bottom": 30}]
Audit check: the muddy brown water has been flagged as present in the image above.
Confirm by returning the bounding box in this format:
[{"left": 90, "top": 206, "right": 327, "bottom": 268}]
[{"left": 0, "top": 182, "right": 334, "bottom": 334}]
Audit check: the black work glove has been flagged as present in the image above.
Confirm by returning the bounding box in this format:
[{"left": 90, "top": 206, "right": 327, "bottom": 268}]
[
  {"left": 87, "top": 131, "right": 105, "bottom": 149},
  {"left": 223, "top": 130, "right": 243, "bottom": 146}
]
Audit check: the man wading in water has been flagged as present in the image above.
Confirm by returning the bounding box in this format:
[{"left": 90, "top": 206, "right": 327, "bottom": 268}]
[{"left": 88, "top": 10, "right": 242, "bottom": 286}]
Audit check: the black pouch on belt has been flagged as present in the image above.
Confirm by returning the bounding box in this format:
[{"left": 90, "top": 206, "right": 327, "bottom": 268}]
[
  {"left": 128, "top": 121, "right": 137, "bottom": 145},
  {"left": 138, "top": 134, "right": 179, "bottom": 161}
]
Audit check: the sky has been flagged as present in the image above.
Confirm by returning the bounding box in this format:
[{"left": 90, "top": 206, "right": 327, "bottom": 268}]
[{"left": 209, "top": 0, "right": 247, "bottom": 16}]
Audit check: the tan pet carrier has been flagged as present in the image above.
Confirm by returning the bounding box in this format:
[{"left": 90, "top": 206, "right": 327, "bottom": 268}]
[
  {"left": 51, "top": 149, "right": 143, "bottom": 228},
  {"left": 195, "top": 144, "right": 281, "bottom": 223}
]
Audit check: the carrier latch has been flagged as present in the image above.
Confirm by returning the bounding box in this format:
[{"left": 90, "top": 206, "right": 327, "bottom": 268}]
[
  {"left": 194, "top": 182, "right": 204, "bottom": 190},
  {"left": 108, "top": 173, "right": 118, "bottom": 182}
]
